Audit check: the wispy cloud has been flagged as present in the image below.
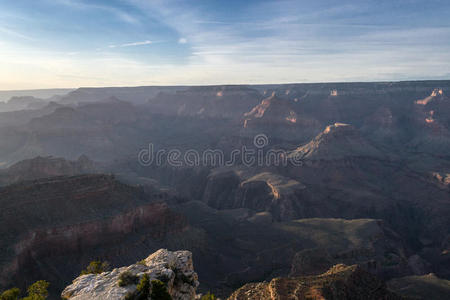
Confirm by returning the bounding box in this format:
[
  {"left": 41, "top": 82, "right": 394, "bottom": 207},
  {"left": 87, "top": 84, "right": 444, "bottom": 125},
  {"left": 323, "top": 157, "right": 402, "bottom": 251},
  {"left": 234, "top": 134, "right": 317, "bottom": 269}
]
[{"left": 108, "top": 40, "right": 153, "bottom": 48}]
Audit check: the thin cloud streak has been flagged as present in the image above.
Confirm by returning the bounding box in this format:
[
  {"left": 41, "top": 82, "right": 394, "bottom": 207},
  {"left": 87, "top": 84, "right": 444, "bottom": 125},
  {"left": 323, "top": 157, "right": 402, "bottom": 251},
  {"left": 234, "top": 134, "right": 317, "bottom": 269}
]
[{"left": 109, "top": 40, "right": 153, "bottom": 48}]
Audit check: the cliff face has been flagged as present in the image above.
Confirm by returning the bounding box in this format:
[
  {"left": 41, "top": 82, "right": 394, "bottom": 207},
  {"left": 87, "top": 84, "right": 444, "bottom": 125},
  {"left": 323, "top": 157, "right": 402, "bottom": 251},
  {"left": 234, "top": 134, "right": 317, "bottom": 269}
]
[
  {"left": 228, "top": 264, "right": 403, "bottom": 300},
  {"left": 0, "top": 174, "right": 187, "bottom": 295},
  {"left": 62, "top": 249, "right": 198, "bottom": 300}
]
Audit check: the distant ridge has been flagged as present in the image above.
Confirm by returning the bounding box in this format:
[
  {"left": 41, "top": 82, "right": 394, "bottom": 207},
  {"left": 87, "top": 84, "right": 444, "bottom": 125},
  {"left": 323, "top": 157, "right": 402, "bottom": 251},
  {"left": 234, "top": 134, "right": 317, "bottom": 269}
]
[{"left": 0, "top": 89, "right": 74, "bottom": 102}]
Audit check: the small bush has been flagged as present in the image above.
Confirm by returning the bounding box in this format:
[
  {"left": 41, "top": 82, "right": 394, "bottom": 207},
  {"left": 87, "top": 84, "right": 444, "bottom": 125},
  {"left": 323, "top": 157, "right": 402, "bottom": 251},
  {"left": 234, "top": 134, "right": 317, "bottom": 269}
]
[
  {"left": 136, "top": 274, "right": 150, "bottom": 294},
  {"left": 0, "top": 287, "right": 20, "bottom": 300},
  {"left": 150, "top": 280, "right": 172, "bottom": 300},
  {"left": 118, "top": 271, "right": 139, "bottom": 287},
  {"left": 126, "top": 274, "right": 150, "bottom": 300},
  {"left": 80, "top": 260, "right": 110, "bottom": 275},
  {"left": 201, "top": 292, "right": 217, "bottom": 300},
  {"left": 136, "top": 259, "right": 146, "bottom": 265},
  {"left": 1, "top": 281, "right": 51, "bottom": 300},
  {"left": 22, "top": 280, "right": 50, "bottom": 300},
  {"left": 117, "top": 274, "right": 173, "bottom": 300}
]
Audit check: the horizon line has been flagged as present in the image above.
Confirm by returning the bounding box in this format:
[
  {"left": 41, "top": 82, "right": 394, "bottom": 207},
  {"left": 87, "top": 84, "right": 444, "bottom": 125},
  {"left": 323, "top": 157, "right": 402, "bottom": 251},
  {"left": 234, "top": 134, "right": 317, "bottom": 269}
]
[{"left": 1, "top": 78, "right": 450, "bottom": 92}]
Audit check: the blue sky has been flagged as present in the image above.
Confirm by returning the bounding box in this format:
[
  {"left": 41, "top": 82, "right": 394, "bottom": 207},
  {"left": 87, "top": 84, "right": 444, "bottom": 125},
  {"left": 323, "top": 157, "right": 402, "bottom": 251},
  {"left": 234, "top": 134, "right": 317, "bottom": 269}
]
[{"left": 1, "top": 0, "right": 450, "bottom": 89}]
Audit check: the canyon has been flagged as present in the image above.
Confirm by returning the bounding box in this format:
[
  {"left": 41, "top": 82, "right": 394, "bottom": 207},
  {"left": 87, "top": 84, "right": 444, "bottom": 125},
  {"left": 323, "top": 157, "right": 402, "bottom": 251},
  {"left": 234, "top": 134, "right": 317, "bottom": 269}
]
[{"left": 0, "top": 81, "right": 449, "bottom": 299}]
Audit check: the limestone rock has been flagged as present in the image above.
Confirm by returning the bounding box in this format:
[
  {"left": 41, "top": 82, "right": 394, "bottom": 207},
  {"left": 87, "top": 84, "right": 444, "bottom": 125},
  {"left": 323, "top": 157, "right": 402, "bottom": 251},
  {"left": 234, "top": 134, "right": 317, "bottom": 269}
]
[{"left": 61, "top": 249, "right": 198, "bottom": 300}]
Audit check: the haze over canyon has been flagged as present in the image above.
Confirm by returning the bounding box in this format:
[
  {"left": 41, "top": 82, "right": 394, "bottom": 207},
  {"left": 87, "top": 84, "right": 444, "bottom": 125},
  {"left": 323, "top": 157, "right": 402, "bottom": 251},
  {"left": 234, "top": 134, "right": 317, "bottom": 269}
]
[{"left": 0, "top": 81, "right": 448, "bottom": 299}]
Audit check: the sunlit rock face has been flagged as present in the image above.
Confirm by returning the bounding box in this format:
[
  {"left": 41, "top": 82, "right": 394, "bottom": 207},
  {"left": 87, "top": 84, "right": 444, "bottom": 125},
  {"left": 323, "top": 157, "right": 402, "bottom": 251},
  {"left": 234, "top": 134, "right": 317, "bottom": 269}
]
[
  {"left": 61, "top": 249, "right": 198, "bottom": 300},
  {"left": 228, "top": 264, "right": 403, "bottom": 300},
  {"left": 416, "top": 88, "right": 444, "bottom": 105},
  {"left": 289, "top": 123, "right": 384, "bottom": 161}
]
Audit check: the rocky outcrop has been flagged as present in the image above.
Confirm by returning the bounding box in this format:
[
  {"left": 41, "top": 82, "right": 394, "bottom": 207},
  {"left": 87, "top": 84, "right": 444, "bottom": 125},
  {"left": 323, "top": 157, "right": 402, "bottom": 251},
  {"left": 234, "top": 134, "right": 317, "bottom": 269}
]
[
  {"left": 289, "top": 123, "right": 384, "bottom": 161},
  {"left": 62, "top": 249, "right": 198, "bottom": 300},
  {"left": 228, "top": 264, "right": 403, "bottom": 300}
]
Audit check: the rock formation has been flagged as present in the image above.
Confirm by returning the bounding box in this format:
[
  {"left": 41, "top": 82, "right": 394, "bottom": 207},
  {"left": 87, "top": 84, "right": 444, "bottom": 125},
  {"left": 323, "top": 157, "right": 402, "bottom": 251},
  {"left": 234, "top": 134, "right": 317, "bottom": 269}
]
[
  {"left": 228, "top": 264, "right": 403, "bottom": 300},
  {"left": 61, "top": 249, "right": 198, "bottom": 300},
  {"left": 289, "top": 123, "right": 384, "bottom": 160}
]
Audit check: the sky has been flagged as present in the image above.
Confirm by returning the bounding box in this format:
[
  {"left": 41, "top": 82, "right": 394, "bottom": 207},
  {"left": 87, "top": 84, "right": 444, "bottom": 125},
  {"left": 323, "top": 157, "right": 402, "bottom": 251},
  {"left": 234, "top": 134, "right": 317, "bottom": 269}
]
[{"left": 0, "top": 0, "right": 450, "bottom": 90}]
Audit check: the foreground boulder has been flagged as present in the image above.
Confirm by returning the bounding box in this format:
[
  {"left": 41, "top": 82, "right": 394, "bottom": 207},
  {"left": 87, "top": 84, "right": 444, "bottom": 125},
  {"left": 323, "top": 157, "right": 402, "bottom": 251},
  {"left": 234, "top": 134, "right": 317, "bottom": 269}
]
[
  {"left": 228, "top": 264, "right": 403, "bottom": 300},
  {"left": 61, "top": 249, "right": 198, "bottom": 300}
]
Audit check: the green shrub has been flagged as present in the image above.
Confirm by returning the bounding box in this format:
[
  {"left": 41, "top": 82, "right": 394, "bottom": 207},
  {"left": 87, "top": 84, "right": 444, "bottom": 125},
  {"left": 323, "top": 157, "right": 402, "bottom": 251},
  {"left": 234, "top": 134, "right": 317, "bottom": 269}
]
[
  {"left": 0, "top": 287, "right": 20, "bottom": 300},
  {"left": 125, "top": 275, "right": 172, "bottom": 300},
  {"left": 22, "top": 280, "right": 50, "bottom": 300},
  {"left": 80, "top": 260, "right": 110, "bottom": 275},
  {"left": 126, "top": 274, "right": 150, "bottom": 300},
  {"left": 115, "top": 274, "right": 173, "bottom": 300},
  {"left": 201, "top": 292, "right": 217, "bottom": 300},
  {"left": 136, "top": 274, "right": 150, "bottom": 294},
  {"left": 118, "top": 271, "right": 139, "bottom": 287},
  {"left": 1, "top": 281, "right": 51, "bottom": 300},
  {"left": 150, "top": 280, "right": 172, "bottom": 300}
]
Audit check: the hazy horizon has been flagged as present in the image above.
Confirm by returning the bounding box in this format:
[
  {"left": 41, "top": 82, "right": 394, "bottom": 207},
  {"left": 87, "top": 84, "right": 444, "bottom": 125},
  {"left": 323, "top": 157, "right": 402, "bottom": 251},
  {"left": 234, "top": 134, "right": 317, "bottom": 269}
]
[
  {"left": 1, "top": 0, "right": 450, "bottom": 90},
  {"left": 2, "top": 78, "right": 450, "bottom": 94}
]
